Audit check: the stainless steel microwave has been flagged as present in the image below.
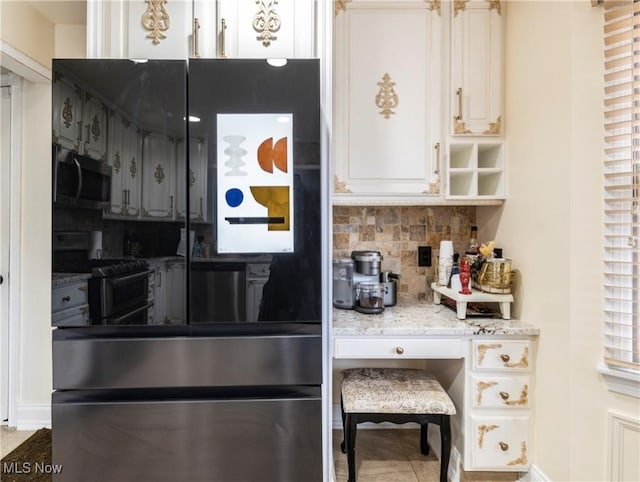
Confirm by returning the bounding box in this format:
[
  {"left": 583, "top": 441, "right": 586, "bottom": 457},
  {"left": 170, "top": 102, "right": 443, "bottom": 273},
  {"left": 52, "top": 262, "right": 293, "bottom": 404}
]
[{"left": 53, "top": 145, "right": 112, "bottom": 210}]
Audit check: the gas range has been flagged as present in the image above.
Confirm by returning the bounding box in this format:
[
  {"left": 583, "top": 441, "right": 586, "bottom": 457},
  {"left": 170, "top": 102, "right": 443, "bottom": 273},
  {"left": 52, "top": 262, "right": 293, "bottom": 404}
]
[
  {"left": 54, "top": 258, "right": 150, "bottom": 278},
  {"left": 88, "top": 259, "right": 150, "bottom": 278}
]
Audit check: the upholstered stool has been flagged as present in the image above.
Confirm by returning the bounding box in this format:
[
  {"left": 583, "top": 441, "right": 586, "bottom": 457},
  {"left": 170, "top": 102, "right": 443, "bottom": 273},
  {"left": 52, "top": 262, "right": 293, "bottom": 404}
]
[{"left": 340, "top": 368, "right": 456, "bottom": 482}]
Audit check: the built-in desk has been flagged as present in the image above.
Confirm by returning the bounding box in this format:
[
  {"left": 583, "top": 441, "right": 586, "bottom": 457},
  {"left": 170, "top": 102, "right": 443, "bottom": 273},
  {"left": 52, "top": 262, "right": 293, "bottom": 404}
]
[{"left": 332, "top": 303, "right": 540, "bottom": 478}]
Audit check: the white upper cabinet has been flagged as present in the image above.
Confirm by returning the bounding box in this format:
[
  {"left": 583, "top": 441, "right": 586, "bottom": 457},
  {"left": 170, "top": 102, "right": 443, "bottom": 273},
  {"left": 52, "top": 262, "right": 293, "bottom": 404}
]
[
  {"left": 81, "top": 93, "right": 108, "bottom": 161},
  {"left": 141, "top": 132, "right": 176, "bottom": 219},
  {"left": 88, "top": 0, "right": 312, "bottom": 59},
  {"left": 176, "top": 137, "right": 208, "bottom": 222},
  {"left": 217, "top": 0, "right": 315, "bottom": 58},
  {"left": 333, "top": 0, "right": 442, "bottom": 202},
  {"left": 450, "top": 0, "right": 503, "bottom": 136},
  {"left": 52, "top": 73, "right": 83, "bottom": 152},
  {"left": 52, "top": 71, "right": 108, "bottom": 161},
  {"left": 106, "top": 112, "right": 127, "bottom": 215},
  {"left": 107, "top": 113, "right": 143, "bottom": 217},
  {"left": 89, "top": 0, "right": 215, "bottom": 59},
  {"left": 122, "top": 121, "right": 143, "bottom": 216}
]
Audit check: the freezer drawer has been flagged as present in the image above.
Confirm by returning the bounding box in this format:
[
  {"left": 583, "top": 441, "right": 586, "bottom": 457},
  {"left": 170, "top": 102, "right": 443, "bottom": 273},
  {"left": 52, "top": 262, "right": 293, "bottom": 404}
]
[
  {"left": 52, "top": 387, "right": 322, "bottom": 482},
  {"left": 53, "top": 330, "right": 322, "bottom": 389}
]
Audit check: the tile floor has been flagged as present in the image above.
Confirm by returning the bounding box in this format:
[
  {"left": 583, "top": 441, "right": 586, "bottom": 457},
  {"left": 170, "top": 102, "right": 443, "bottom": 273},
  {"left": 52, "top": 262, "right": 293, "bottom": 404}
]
[
  {"left": 332, "top": 429, "right": 520, "bottom": 482},
  {"left": 0, "top": 425, "right": 36, "bottom": 458},
  {"left": 2, "top": 425, "right": 520, "bottom": 481}
]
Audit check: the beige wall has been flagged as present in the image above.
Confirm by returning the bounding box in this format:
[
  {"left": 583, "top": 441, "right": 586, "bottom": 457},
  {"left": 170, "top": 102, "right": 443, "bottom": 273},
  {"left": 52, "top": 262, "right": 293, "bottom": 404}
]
[
  {"left": 478, "top": 2, "right": 640, "bottom": 480},
  {"left": 55, "top": 25, "right": 87, "bottom": 58},
  {"left": 0, "top": 2, "right": 54, "bottom": 69}
]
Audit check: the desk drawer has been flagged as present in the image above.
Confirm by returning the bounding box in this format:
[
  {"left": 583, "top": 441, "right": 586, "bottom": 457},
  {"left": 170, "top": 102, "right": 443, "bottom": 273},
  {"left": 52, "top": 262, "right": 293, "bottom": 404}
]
[
  {"left": 472, "top": 340, "right": 531, "bottom": 371},
  {"left": 52, "top": 281, "right": 88, "bottom": 313},
  {"left": 334, "top": 338, "right": 463, "bottom": 359},
  {"left": 471, "top": 375, "right": 530, "bottom": 408},
  {"left": 470, "top": 416, "right": 530, "bottom": 469}
]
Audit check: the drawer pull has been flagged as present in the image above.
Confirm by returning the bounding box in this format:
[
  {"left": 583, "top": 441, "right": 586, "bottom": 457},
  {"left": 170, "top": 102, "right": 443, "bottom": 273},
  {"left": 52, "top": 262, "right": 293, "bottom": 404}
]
[
  {"left": 499, "top": 441, "right": 509, "bottom": 451},
  {"left": 62, "top": 296, "right": 71, "bottom": 302},
  {"left": 500, "top": 354, "right": 510, "bottom": 363},
  {"left": 499, "top": 391, "right": 510, "bottom": 400},
  {"left": 395, "top": 347, "right": 404, "bottom": 355}
]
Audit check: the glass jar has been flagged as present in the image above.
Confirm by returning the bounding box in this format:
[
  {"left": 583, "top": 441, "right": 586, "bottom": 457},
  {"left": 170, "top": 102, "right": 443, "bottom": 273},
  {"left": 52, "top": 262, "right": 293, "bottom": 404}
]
[
  {"left": 356, "top": 282, "right": 385, "bottom": 309},
  {"left": 478, "top": 258, "right": 512, "bottom": 291}
]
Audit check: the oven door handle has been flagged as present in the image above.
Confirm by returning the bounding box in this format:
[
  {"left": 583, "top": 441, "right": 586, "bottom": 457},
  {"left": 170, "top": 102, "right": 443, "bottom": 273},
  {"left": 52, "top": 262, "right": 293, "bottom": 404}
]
[
  {"left": 110, "top": 302, "right": 152, "bottom": 325},
  {"left": 73, "top": 156, "right": 83, "bottom": 199},
  {"left": 109, "top": 270, "right": 152, "bottom": 287}
]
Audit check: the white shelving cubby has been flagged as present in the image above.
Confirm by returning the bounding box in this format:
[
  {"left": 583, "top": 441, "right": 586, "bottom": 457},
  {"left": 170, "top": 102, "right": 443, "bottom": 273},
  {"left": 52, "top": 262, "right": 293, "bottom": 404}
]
[{"left": 446, "top": 141, "right": 505, "bottom": 199}]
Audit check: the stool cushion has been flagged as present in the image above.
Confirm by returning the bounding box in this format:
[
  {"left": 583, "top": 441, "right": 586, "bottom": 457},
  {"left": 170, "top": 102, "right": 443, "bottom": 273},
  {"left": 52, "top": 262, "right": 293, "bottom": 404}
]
[{"left": 341, "top": 368, "right": 456, "bottom": 415}]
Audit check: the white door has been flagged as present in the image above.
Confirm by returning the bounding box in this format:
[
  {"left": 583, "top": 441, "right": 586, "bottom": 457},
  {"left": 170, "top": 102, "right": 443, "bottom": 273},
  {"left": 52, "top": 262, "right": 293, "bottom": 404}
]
[{"left": 0, "top": 84, "right": 11, "bottom": 422}]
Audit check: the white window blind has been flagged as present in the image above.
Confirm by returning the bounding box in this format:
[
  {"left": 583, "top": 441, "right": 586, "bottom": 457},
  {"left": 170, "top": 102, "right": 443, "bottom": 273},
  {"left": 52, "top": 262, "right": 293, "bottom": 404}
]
[{"left": 603, "top": 0, "right": 640, "bottom": 370}]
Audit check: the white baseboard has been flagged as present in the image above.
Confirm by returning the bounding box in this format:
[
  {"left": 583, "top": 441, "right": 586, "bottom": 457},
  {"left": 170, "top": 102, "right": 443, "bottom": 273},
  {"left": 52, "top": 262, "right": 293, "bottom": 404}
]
[
  {"left": 518, "top": 465, "right": 551, "bottom": 482},
  {"left": 15, "top": 405, "right": 51, "bottom": 431}
]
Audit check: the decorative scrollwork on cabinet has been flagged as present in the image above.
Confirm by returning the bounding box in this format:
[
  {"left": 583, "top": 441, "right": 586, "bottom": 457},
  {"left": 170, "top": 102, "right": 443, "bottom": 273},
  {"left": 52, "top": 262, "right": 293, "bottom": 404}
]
[
  {"left": 142, "top": 0, "right": 171, "bottom": 45},
  {"left": 253, "top": 0, "right": 281, "bottom": 47},
  {"left": 375, "top": 73, "right": 399, "bottom": 119}
]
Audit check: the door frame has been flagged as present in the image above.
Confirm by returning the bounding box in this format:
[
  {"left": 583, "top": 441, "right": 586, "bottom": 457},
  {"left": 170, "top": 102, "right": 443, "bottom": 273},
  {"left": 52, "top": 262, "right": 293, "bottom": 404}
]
[
  {"left": 0, "top": 39, "right": 49, "bottom": 427},
  {"left": 0, "top": 71, "right": 21, "bottom": 426}
]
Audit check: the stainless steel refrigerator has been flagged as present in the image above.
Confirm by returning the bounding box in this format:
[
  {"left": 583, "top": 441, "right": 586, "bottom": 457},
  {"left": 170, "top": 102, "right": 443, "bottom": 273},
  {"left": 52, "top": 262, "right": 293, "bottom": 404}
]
[{"left": 51, "top": 59, "right": 322, "bottom": 481}]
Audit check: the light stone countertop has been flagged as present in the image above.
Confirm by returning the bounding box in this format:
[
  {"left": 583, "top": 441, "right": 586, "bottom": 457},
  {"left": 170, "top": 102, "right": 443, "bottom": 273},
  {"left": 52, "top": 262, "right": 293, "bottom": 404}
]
[
  {"left": 52, "top": 273, "right": 92, "bottom": 287},
  {"left": 333, "top": 302, "right": 540, "bottom": 337}
]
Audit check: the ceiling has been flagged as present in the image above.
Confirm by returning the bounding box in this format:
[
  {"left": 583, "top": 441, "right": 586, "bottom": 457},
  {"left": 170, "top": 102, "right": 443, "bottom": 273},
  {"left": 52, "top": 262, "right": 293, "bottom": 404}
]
[{"left": 28, "top": 1, "right": 87, "bottom": 25}]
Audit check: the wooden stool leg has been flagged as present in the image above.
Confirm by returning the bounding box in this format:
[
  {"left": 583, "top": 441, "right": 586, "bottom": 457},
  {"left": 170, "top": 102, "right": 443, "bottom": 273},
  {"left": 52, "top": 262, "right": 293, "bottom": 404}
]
[
  {"left": 439, "top": 415, "right": 452, "bottom": 482},
  {"left": 420, "top": 423, "right": 430, "bottom": 455},
  {"left": 345, "top": 413, "right": 358, "bottom": 482}
]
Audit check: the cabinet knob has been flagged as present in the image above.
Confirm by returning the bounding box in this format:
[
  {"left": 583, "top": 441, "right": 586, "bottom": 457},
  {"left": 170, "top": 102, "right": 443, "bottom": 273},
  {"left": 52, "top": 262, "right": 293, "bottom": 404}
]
[
  {"left": 396, "top": 347, "right": 404, "bottom": 355},
  {"left": 62, "top": 296, "right": 71, "bottom": 302},
  {"left": 499, "top": 442, "right": 509, "bottom": 452},
  {"left": 500, "top": 354, "right": 510, "bottom": 363},
  {"left": 499, "top": 391, "right": 510, "bottom": 400}
]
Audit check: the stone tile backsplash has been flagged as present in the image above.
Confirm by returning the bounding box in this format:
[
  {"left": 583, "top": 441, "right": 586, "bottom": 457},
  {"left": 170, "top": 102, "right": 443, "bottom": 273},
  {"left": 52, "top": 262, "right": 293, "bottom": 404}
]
[{"left": 333, "top": 206, "right": 476, "bottom": 301}]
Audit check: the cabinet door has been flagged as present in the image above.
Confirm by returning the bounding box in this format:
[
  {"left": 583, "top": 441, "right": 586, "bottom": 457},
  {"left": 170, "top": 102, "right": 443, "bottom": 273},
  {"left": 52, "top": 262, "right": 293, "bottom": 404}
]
[
  {"left": 127, "top": 0, "right": 193, "bottom": 59},
  {"left": 82, "top": 93, "right": 108, "bottom": 160},
  {"left": 450, "top": 0, "right": 503, "bottom": 135},
  {"left": 333, "top": 1, "right": 441, "bottom": 198},
  {"left": 176, "top": 138, "right": 208, "bottom": 221},
  {"left": 106, "top": 112, "right": 127, "bottom": 215},
  {"left": 153, "top": 265, "right": 166, "bottom": 323},
  {"left": 217, "top": 0, "right": 314, "bottom": 58},
  {"left": 246, "top": 278, "right": 266, "bottom": 322},
  {"left": 147, "top": 271, "right": 156, "bottom": 325},
  {"left": 52, "top": 74, "right": 83, "bottom": 152},
  {"left": 142, "top": 132, "right": 175, "bottom": 219},
  {"left": 87, "top": 0, "right": 216, "bottom": 59},
  {"left": 164, "top": 262, "right": 185, "bottom": 323},
  {"left": 123, "top": 123, "right": 142, "bottom": 216}
]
